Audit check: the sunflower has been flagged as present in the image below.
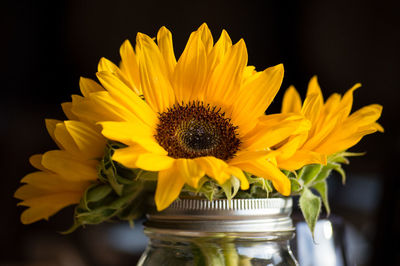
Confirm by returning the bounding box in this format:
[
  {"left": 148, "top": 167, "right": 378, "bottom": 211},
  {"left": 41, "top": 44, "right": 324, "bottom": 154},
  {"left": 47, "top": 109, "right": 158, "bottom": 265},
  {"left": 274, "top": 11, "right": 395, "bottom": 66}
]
[
  {"left": 67, "top": 23, "right": 320, "bottom": 211},
  {"left": 15, "top": 118, "right": 106, "bottom": 224},
  {"left": 278, "top": 76, "right": 383, "bottom": 169}
]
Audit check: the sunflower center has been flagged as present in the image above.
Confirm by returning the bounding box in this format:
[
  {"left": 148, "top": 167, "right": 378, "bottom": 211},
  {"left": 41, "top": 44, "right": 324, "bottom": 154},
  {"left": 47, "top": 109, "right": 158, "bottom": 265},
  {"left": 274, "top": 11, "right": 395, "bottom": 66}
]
[{"left": 155, "top": 102, "right": 240, "bottom": 160}]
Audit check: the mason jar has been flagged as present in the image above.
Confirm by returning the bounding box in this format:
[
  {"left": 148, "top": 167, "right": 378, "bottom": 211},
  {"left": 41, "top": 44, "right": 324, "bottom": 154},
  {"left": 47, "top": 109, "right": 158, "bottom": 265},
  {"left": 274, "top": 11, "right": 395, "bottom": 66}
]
[{"left": 137, "top": 198, "right": 298, "bottom": 266}]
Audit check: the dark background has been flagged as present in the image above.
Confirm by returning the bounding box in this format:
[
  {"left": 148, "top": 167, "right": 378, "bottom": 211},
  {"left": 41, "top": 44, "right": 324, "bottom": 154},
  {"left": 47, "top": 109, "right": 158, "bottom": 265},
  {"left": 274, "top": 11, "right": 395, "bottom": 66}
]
[{"left": 2, "top": 0, "right": 399, "bottom": 265}]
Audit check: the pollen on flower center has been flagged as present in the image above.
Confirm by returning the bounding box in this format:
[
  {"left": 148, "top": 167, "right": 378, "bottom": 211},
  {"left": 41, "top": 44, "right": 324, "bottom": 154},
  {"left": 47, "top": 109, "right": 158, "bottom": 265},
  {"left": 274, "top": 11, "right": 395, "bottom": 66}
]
[{"left": 155, "top": 102, "right": 241, "bottom": 160}]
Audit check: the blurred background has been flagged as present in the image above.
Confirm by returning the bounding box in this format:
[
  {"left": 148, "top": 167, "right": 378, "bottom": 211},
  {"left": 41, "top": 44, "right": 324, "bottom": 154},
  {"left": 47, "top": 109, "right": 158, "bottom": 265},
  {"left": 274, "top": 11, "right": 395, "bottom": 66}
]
[{"left": 2, "top": 0, "right": 399, "bottom": 265}]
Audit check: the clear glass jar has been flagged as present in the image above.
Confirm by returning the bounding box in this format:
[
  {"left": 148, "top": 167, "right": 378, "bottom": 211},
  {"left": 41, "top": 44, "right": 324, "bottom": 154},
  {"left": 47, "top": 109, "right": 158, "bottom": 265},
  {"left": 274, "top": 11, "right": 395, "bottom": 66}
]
[{"left": 138, "top": 198, "right": 298, "bottom": 266}]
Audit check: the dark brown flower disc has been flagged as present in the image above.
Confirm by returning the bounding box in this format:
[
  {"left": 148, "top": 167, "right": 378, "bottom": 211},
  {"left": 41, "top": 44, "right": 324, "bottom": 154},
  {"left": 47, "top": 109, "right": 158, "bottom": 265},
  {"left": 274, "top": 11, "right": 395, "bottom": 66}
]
[{"left": 155, "top": 102, "right": 241, "bottom": 160}]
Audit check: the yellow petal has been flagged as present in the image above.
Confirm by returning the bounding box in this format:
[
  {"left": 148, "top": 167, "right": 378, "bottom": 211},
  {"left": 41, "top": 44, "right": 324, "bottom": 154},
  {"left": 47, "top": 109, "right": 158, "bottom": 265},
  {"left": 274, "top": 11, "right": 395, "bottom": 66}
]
[
  {"left": 20, "top": 171, "right": 89, "bottom": 192},
  {"left": 282, "top": 85, "right": 302, "bottom": 113},
  {"left": 136, "top": 154, "right": 175, "bottom": 171},
  {"left": 157, "top": 27, "right": 177, "bottom": 79},
  {"left": 306, "top": 76, "right": 323, "bottom": 101},
  {"left": 96, "top": 71, "right": 158, "bottom": 127},
  {"left": 372, "top": 122, "right": 384, "bottom": 132},
  {"left": 98, "top": 57, "right": 134, "bottom": 92},
  {"left": 207, "top": 30, "right": 232, "bottom": 74},
  {"left": 315, "top": 104, "right": 383, "bottom": 155},
  {"left": 61, "top": 102, "right": 80, "bottom": 120},
  {"left": 29, "top": 154, "right": 46, "bottom": 171},
  {"left": 72, "top": 91, "right": 151, "bottom": 125},
  {"left": 324, "top": 93, "right": 341, "bottom": 113},
  {"left": 72, "top": 91, "right": 134, "bottom": 123},
  {"left": 100, "top": 121, "right": 154, "bottom": 144},
  {"left": 19, "top": 193, "right": 82, "bottom": 224},
  {"left": 175, "top": 159, "right": 205, "bottom": 188},
  {"left": 337, "top": 83, "right": 361, "bottom": 122},
  {"left": 101, "top": 122, "right": 168, "bottom": 155},
  {"left": 69, "top": 94, "right": 85, "bottom": 116},
  {"left": 194, "top": 156, "right": 229, "bottom": 185},
  {"left": 229, "top": 150, "right": 277, "bottom": 165},
  {"left": 255, "top": 113, "right": 306, "bottom": 127},
  {"left": 275, "top": 134, "right": 305, "bottom": 161},
  {"left": 112, "top": 146, "right": 172, "bottom": 171},
  {"left": 172, "top": 30, "right": 208, "bottom": 103},
  {"left": 15, "top": 184, "right": 50, "bottom": 200},
  {"left": 301, "top": 92, "right": 323, "bottom": 125},
  {"left": 302, "top": 112, "right": 341, "bottom": 151},
  {"left": 344, "top": 104, "right": 383, "bottom": 128},
  {"left": 242, "top": 65, "right": 257, "bottom": 84},
  {"left": 316, "top": 127, "right": 378, "bottom": 155},
  {"left": 133, "top": 139, "right": 170, "bottom": 155},
  {"left": 45, "top": 119, "right": 62, "bottom": 148},
  {"left": 54, "top": 122, "right": 80, "bottom": 156},
  {"left": 155, "top": 166, "right": 186, "bottom": 211},
  {"left": 65, "top": 121, "right": 106, "bottom": 159},
  {"left": 41, "top": 150, "right": 98, "bottom": 181},
  {"left": 206, "top": 39, "right": 247, "bottom": 106},
  {"left": 196, "top": 23, "right": 214, "bottom": 54},
  {"left": 278, "top": 150, "right": 327, "bottom": 171},
  {"left": 100, "top": 120, "right": 166, "bottom": 154},
  {"left": 232, "top": 159, "right": 291, "bottom": 196},
  {"left": 243, "top": 116, "right": 310, "bottom": 150},
  {"left": 226, "top": 166, "right": 249, "bottom": 190},
  {"left": 98, "top": 57, "right": 119, "bottom": 73},
  {"left": 119, "top": 40, "right": 142, "bottom": 95},
  {"left": 79, "top": 77, "right": 104, "bottom": 97},
  {"left": 136, "top": 33, "right": 176, "bottom": 113},
  {"left": 231, "top": 64, "right": 284, "bottom": 132},
  {"left": 326, "top": 104, "right": 382, "bottom": 142}
]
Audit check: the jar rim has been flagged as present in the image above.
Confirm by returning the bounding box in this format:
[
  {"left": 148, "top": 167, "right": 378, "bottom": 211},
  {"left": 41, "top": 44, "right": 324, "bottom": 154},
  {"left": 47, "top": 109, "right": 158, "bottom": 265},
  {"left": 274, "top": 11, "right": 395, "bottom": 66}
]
[{"left": 145, "top": 198, "right": 294, "bottom": 234}]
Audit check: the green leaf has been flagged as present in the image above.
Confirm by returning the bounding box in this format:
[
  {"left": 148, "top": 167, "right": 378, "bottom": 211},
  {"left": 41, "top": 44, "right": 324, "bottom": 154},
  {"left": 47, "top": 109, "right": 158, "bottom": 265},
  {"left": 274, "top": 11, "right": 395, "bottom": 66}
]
[
  {"left": 299, "top": 164, "right": 322, "bottom": 185},
  {"left": 299, "top": 187, "right": 321, "bottom": 238},
  {"left": 281, "top": 170, "right": 290, "bottom": 176},
  {"left": 289, "top": 177, "right": 302, "bottom": 193},
  {"left": 328, "top": 151, "right": 365, "bottom": 164},
  {"left": 328, "top": 153, "right": 349, "bottom": 164},
  {"left": 313, "top": 181, "right": 330, "bottom": 216},
  {"left": 247, "top": 174, "right": 273, "bottom": 193},
  {"left": 180, "top": 178, "right": 220, "bottom": 201},
  {"left": 221, "top": 176, "right": 241, "bottom": 201},
  {"left": 61, "top": 221, "right": 81, "bottom": 234},
  {"left": 136, "top": 170, "right": 158, "bottom": 181},
  {"left": 85, "top": 184, "right": 113, "bottom": 204},
  {"left": 335, "top": 167, "right": 346, "bottom": 185},
  {"left": 341, "top": 151, "right": 366, "bottom": 157},
  {"left": 283, "top": 170, "right": 297, "bottom": 179},
  {"left": 104, "top": 167, "right": 124, "bottom": 196},
  {"left": 115, "top": 165, "right": 138, "bottom": 184},
  {"left": 117, "top": 196, "right": 146, "bottom": 221},
  {"left": 76, "top": 208, "right": 117, "bottom": 224},
  {"left": 329, "top": 162, "right": 346, "bottom": 184},
  {"left": 313, "top": 163, "right": 336, "bottom": 183}
]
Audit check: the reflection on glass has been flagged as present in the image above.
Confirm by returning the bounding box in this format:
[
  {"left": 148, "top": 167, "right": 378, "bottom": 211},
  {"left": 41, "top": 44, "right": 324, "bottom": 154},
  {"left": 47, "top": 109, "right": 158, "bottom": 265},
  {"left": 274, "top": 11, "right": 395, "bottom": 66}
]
[{"left": 297, "top": 219, "right": 344, "bottom": 266}]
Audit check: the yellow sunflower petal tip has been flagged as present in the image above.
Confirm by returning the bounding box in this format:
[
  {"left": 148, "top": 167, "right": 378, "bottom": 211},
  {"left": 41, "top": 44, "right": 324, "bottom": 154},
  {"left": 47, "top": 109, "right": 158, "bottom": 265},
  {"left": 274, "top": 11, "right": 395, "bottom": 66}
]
[
  {"left": 350, "top": 82, "right": 362, "bottom": 91},
  {"left": 157, "top": 26, "right": 171, "bottom": 36},
  {"left": 136, "top": 32, "right": 146, "bottom": 43},
  {"left": 311, "top": 75, "right": 318, "bottom": 82},
  {"left": 275, "top": 63, "right": 284, "bottom": 72},
  {"left": 120, "top": 39, "right": 133, "bottom": 51},
  {"left": 198, "top": 22, "right": 209, "bottom": 30}
]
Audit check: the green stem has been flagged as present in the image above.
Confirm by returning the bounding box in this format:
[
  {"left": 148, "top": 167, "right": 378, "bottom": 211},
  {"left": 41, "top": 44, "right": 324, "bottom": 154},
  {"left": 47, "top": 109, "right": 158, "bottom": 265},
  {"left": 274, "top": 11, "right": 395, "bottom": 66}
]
[
  {"left": 221, "top": 241, "right": 239, "bottom": 266},
  {"left": 192, "top": 238, "right": 225, "bottom": 266},
  {"left": 191, "top": 236, "right": 245, "bottom": 266}
]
